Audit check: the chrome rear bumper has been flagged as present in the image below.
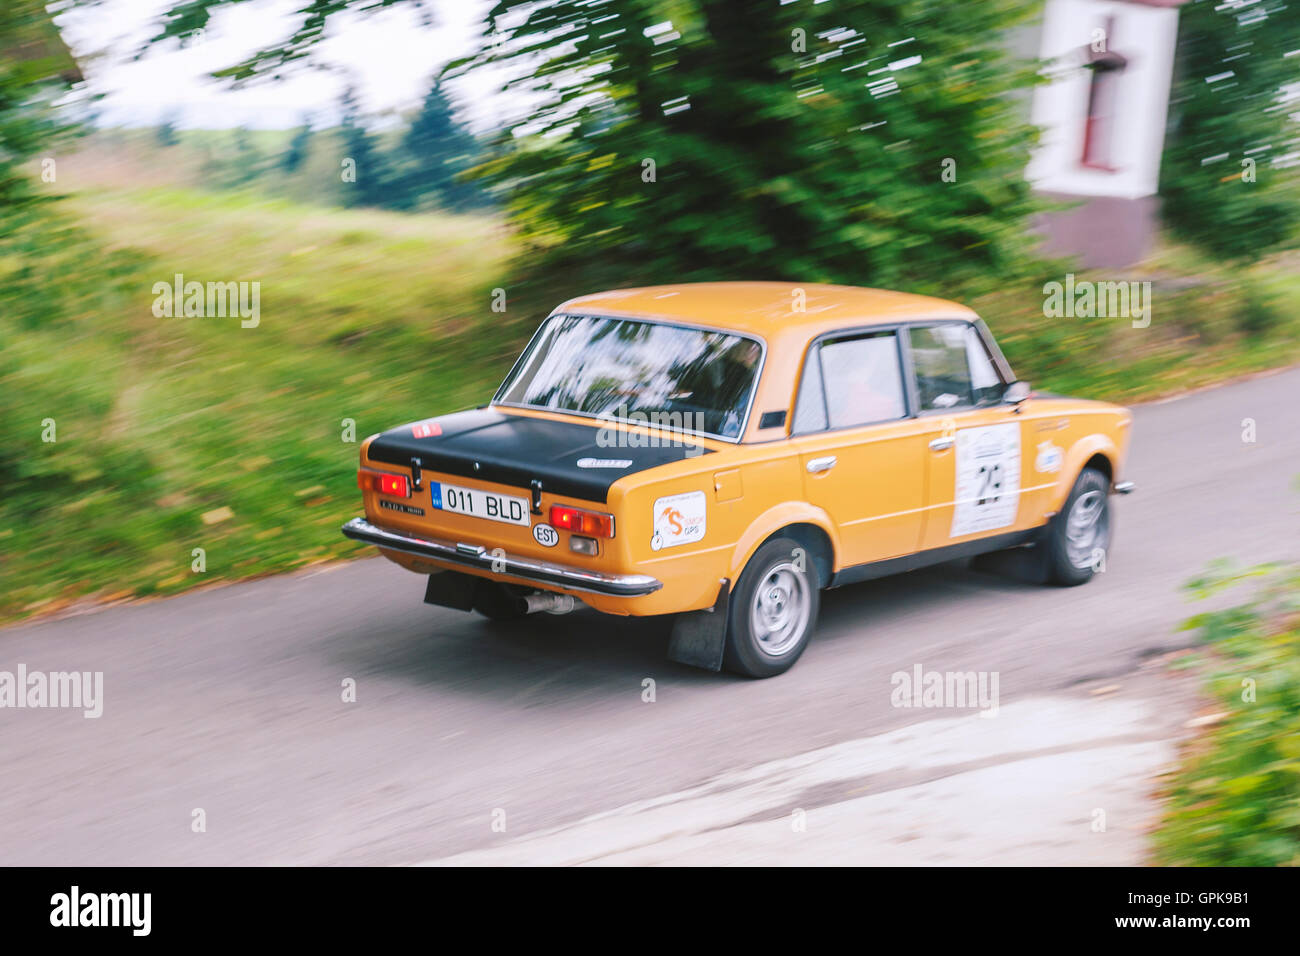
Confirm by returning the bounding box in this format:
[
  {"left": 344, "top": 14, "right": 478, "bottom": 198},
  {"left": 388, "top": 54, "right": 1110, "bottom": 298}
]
[
  {"left": 341, "top": 517, "right": 662, "bottom": 597},
  {"left": 1113, "top": 481, "right": 1136, "bottom": 495}
]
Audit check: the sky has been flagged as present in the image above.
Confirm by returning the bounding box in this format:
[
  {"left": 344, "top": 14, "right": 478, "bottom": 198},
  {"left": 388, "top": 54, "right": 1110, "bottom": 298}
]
[{"left": 55, "top": 0, "right": 516, "bottom": 131}]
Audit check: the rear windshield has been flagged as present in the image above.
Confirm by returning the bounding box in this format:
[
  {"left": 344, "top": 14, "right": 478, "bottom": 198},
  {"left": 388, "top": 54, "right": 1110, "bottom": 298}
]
[{"left": 495, "top": 314, "right": 763, "bottom": 440}]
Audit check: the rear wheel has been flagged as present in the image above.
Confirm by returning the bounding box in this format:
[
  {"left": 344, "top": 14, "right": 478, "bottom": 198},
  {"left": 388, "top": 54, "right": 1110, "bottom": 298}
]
[
  {"left": 1041, "top": 467, "right": 1111, "bottom": 586},
  {"left": 723, "top": 536, "right": 820, "bottom": 678}
]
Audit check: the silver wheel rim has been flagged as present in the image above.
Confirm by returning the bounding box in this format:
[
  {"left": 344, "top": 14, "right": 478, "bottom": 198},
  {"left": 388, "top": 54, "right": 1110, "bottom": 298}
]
[
  {"left": 749, "top": 562, "right": 810, "bottom": 657},
  {"left": 1065, "top": 489, "right": 1108, "bottom": 570}
]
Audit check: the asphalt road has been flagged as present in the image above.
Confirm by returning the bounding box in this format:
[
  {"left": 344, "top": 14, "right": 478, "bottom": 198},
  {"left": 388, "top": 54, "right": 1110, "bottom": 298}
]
[{"left": 2, "top": 368, "right": 1297, "bottom": 865}]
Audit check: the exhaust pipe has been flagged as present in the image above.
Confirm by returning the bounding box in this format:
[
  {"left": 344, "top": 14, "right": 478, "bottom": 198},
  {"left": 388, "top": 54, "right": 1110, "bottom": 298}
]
[{"left": 524, "top": 592, "right": 576, "bottom": 615}]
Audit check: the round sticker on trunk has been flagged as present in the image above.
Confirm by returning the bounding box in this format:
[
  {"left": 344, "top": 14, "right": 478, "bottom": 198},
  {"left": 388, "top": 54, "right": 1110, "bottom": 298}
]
[{"left": 532, "top": 523, "right": 559, "bottom": 548}]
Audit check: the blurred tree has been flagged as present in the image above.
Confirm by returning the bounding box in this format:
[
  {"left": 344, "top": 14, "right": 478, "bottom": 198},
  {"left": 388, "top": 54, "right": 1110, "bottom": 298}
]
[
  {"left": 153, "top": 0, "right": 1046, "bottom": 294},
  {"left": 338, "top": 84, "right": 390, "bottom": 207},
  {"left": 396, "top": 76, "right": 484, "bottom": 211},
  {"left": 454, "top": 0, "right": 1046, "bottom": 293},
  {"left": 230, "top": 124, "right": 262, "bottom": 185},
  {"left": 0, "top": 1, "right": 151, "bottom": 510},
  {"left": 282, "top": 114, "right": 313, "bottom": 174},
  {"left": 1160, "top": 0, "right": 1300, "bottom": 262},
  {"left": 0, "top": 0, "right": 115, "bottom": 335},
  {"left": 155, "top": 109, "right": 181, "bottom": 147},
  {"left": 0, "top": 0, "right": 79, "bottom": 225}
]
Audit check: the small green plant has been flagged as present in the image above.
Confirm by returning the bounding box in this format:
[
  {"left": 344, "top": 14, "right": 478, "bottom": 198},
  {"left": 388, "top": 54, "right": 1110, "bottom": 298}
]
[
  {"left": 1154, "top": 559, "right": 1300, "bottom": 866},
  {"left": 1237, "top": 281, "right": 1283, "bottom": 337}
]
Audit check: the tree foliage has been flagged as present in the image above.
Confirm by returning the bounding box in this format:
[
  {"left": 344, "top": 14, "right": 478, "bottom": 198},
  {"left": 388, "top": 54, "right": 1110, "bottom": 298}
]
[
  {"left": 154, "top": 0, "right": 1046, "bottom": 295},
  {"left": 396, "top": 77, "right": 484, "bottom": 211},
  {"left": 282, "top": 115, "right": 313, "bottom": 174},
  {"left": 0, "top": 0, "right": 75, "bottom": 225},
  {"left": 0, "top": 1, "right": 141, "bottom": 334},
  {"left": 1160, "top": 0, "right": 1300, "bottom": 261},
  {"left": 338, "top": 83, "right": 391, "bottom": 208},
  {"left": 155, "top": 109, "right": 181, "bottom": 147},
  {"left": 454, "top": 0, "right": 1045, "bottom": 293}
]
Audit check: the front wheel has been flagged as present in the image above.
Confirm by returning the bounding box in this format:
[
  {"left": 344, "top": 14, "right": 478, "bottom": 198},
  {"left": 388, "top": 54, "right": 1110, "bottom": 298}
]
[
  {"left": 723, "top": 536, "right": 821, "bottom": 678},
  {"left": 1041, "top": 467, "right": 1111, "bottom": 586}
]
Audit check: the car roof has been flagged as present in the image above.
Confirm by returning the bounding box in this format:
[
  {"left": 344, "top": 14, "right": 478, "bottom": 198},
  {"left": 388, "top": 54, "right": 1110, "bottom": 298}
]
[
  {"left": 554, "top": 281, "right": 977, "bottom": 337},
  {"left": 546, "top": 282, "right": 985, "bottom": 445}
]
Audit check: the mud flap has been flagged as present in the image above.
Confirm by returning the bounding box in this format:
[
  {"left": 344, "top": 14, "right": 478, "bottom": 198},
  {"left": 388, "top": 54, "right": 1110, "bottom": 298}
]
[
  {"left": 666, "top": 579, "right": 731, "bottom": 671},
  {"left": 423, "top": 571, "right": 476, "bottom": 612},
  {"left": 969, "top": 543, "right": 1049, "bottom": 585}
]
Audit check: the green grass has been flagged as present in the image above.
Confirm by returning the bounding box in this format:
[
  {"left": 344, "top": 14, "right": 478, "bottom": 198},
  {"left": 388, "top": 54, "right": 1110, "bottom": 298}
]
[
  {"left": 975, "top": 242, "right": 1300, "bottom": 403},
  {"left": 2, "top": 179, "right": 1300, "bottom": 623},
  {"left": 1, "top": 185, "right": 516, "bottom": 620}
]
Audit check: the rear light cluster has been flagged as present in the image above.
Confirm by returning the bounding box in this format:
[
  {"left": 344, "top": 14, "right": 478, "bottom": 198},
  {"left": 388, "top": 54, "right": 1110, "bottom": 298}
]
[
  {"left": 550, "top": 504, "right": 614, "bottom": 538},
  {"left": 357, "top": 469, "right": 410, "bottom": 498}
]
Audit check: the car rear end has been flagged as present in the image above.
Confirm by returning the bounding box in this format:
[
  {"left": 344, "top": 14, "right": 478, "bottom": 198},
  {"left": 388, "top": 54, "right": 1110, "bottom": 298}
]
[
  {"left": 345, "top": 414, "right": 662, "bottom": 611},
  {"left": 343, "top": 310, "right": 766, "bottom": 617}
]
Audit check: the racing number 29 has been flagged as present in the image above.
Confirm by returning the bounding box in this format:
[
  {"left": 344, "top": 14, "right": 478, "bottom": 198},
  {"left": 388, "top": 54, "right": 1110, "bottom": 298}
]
[{"left": 976, "top": 463, "right": 1003, "bottom": 507}]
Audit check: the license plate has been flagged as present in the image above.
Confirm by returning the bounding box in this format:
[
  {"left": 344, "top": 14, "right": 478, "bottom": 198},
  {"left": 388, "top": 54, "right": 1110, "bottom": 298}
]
[{"left": 430, "top": 482, "right": 530, "bottom": 527}]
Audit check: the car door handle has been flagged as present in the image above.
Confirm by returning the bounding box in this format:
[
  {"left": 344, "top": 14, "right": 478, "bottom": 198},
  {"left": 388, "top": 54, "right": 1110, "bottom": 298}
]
[
  {"left": 806, "top": 455, "right": 838, "bottom": 474},
  {"left": 928, "top": 436, "right": 954, "bottom": 452}
]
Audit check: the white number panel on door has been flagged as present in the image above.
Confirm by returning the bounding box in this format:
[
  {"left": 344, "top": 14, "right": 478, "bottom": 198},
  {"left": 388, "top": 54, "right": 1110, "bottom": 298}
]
[{"left": 950, "top": 423, "right": 1021, "bottom": 538}]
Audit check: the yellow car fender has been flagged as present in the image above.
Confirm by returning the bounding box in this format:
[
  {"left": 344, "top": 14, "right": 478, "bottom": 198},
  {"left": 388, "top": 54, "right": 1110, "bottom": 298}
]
[
  {"left": 728, "top": 501, "right": 842, "bottom": 585},
  {"left": 1050, "top": 434, "right": 1120, "bottom": 513}
]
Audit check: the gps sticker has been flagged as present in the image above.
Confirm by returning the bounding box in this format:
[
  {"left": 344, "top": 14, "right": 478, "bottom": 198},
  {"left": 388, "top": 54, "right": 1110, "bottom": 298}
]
[{"left": 651, "top": 491, "right": 706, "bottom": 551}]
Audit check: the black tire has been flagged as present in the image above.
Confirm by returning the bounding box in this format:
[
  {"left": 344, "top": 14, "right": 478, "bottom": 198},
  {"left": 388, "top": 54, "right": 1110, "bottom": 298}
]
[
  {"left": 723, "top": 536, "right": 821, "bottom": 678},
  {"left": 472, "top": 580, "right": 530, "bottom": 621},
  {"left": 1040, "top": 467, "right": 1111, "bottom": 586}
]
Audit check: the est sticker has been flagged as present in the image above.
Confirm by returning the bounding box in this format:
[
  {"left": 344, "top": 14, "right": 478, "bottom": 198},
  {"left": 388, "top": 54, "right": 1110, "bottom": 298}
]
[
  {"left": 651, "top": 491, "right": 706, "bottom": 551},
  {"left": 532, "top": 523, "right": 559, "bottom": 548},
  {"left": 950, "top": 423, "right": 1021, "bottom": 538}
]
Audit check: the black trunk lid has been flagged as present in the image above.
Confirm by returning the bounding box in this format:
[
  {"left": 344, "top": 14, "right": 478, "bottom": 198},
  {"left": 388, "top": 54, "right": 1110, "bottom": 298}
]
[{"left": 366, "top": 408, "right": 711, "bottom": 504}]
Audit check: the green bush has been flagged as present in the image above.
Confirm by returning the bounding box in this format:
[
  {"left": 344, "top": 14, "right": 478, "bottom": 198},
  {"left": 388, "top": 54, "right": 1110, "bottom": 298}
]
[
  {"left": 1154, "top": 561, "right": 1300, "bottom": 866},
  {"left": 0, "top": 186, "right": 512, "bottom": 621},
  {"left": 1237, "top": 281, "right": 1283, "bottom": 337}
]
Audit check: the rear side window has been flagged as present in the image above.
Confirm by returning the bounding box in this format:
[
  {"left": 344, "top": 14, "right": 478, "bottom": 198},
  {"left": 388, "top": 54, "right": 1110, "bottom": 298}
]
[
  {"left": 907, "top": 324, "right": 1003, "bottom": 411},
  {"left": 792, "top": 347, "right": 828, "bottom": 433},
  {"left": 793, "top": 332, "right": 906, "bottom": 433}
]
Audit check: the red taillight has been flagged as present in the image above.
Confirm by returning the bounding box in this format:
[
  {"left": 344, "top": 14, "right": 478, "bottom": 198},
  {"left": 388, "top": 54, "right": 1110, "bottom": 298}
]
[
  {"left": 550, "top": 504, "right": 615, "bottom": 538},
  {"left": 358, "top": 470, "right": 410, "bottom": 498}
]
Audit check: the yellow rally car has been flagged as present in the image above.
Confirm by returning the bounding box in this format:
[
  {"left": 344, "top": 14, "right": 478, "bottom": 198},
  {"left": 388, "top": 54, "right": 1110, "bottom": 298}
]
[{"left": 343, "top": 282, "right": 1134, "bottom": 678}]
